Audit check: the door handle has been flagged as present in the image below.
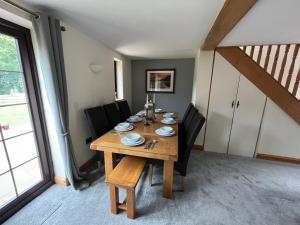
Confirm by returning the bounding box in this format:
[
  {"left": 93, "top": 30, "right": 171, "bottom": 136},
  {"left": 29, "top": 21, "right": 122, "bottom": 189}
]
[
  {"left": 231, "top": 101, "right": 235, "bottom": 108},
  {"left": 237, "top": 101, "right": 240, "bottom": 108}
]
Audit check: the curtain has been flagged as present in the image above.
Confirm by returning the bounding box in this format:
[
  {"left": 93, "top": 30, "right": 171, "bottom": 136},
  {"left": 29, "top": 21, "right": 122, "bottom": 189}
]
[{"left": 32, "top": 15, "right": 98, "bottom": 190}]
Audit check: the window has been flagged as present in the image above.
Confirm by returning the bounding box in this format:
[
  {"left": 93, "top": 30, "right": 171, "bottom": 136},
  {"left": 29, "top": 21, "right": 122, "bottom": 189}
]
[
  {"left": 0, "top": 18, "right": 52, "bottom": 223},
  {"left": 114, "top": 58, "right": 124, "bottom": 100}
]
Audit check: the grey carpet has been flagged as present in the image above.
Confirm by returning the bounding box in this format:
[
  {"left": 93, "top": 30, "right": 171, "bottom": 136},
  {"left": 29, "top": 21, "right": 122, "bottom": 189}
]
[{"left": 4, "top": 151, "right": 300, "bottom": 225}]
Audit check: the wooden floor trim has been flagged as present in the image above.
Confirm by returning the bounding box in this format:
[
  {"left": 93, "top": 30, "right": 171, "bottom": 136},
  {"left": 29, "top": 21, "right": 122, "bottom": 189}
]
[
  {"left": 256, "top": 153, "right": 300, "bottom": 164},
  {"left": 193, "top": 144, "right": 204, "bottom": 151},
  {"left": 54, "top": 176, "right": 69, "bottom": 187}
]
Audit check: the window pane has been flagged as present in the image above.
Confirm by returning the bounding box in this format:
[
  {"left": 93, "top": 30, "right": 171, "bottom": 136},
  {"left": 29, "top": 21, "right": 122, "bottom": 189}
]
[
  {"left": 0, "top": 104, "right": 32, "bottom": 139},
  {"left": 0, "top": 71, "right": 26, "bottom": 106},
  {"left": 0, "top": 141, "right": 9, "bottom": 174},
  {"left": 6, "top": 133, "right": 38, "bottom": 168},
  {"left": 13, "top": 158, "right": 42, "bottom": 195},
  {"left": 0, "top": 33, "right": 21, "bottom": 72},
  {"left": 0, "top": 172, "right": 16, "bottom": 208}
]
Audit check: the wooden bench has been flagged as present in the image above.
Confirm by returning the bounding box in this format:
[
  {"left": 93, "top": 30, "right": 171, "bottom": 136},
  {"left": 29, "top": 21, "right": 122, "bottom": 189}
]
[{"left": 106, "top": 156, "right": 146, "bottom": 219}]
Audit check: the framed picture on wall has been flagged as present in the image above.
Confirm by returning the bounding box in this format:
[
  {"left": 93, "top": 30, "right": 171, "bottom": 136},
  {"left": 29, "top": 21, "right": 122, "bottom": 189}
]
[{"left": 146, "top": 69, "right": 176, "bottom": 93}]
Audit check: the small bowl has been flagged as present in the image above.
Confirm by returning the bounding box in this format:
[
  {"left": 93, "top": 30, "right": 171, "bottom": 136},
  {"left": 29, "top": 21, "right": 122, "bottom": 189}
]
[
  {"left": 160, "top": 126, "right": 173, "bottom": 133},
  {"left": 118, "top": 122, "right": 130, "bottom": 128},
  {"left": 124, "top": 133, "right": 141, "bottom": 143},
  {"left": 163, "top": 113, "right": 174, "bottom": 118},
  {"left": 163, "top": 118, "right": 175, "bottom": 122}
]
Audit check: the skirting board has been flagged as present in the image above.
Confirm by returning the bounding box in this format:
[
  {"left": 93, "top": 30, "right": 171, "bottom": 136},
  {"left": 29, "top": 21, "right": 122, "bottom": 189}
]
[
  {"left": 54, "top": 176, "right": 69, "bottom": 187},
  {"left": 193, "top": 145, "right": 204, "bottom": 151},
  {"left": 256, "top": 153, "right": 300, "bottom": 164},
  {"left": 79, "top": 154, "right": 98, "bottom": 172}
]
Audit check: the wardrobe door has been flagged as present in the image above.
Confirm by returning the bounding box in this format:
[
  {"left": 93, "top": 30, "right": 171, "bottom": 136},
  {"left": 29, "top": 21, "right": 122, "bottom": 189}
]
[
  {"left": 204, "top": 52, "right": 240, "bottom": 153},
  {"left": 228, "top": 75, "right": 266, "bottom": 157}
]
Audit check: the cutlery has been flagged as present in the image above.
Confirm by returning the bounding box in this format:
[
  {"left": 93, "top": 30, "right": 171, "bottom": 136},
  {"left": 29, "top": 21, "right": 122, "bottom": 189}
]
[
  {"left": 151, "top": 140, "right": 157, "bottom": 149},
  {"left": 144, "top": 140, "right": 151, "bottom": 149},
  {"left": 146, "top": 140, "right": 154, "bottom": 149}
]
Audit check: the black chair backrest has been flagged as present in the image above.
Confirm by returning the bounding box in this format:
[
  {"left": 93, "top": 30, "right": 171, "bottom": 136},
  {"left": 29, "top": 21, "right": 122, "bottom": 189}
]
[
  {"left": 116, "top": 100, "right": 132, "bottom": 121},
  {"left": 84, "top": 106, "right": 111, "bottom": 139},
  {"left": 177, "top": 112, "right": 206, "bottom": 176},
  {"left": 103, "top": 102, "right": 122, "bottom": 128},
  {"left": 182, "top": 103, "right": 193, "bottom": 124},
  {"left": 183, "top": 106, "right": 198, "bottom": 133}
]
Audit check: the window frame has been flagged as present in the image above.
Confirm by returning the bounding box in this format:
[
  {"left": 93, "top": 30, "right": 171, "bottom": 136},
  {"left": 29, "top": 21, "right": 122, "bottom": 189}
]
[{"left": 0, "top": 17, "right": 53, "bottom": 223}]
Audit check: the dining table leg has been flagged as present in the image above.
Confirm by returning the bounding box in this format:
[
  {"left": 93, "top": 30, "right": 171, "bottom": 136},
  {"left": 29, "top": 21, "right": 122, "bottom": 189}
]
[
  {"left": 104, "top": 151, "right": 119, "bottom": 214},
  {"left": 163, "top": 160, "right": 174, "bottom": 199}
]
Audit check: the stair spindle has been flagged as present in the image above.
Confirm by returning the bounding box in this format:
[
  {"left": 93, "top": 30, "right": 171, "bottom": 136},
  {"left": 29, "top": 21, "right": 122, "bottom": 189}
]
[
  {"left": 278, "top": 44, "right": 291, "bottom": 84},
  {"left": 257, "top": 45, "right": 263, "bottom": 65},
  {"left": 270, "top": 45, "right": 280, "bottom": 77},
  {"left": 286, "top": 44, "right": 300, "bottom": 89},
  {"left": 264, "top": 46, "right": 272, "bottom": 71},
  {"left": 250, "top": 46, "right": 255, "bottom": 58},
  {"left": 292, "top": 67, "right": 300, "bottom": 97}
]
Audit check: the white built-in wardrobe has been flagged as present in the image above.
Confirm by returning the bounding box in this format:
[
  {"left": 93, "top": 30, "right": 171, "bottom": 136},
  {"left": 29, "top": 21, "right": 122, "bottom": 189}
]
[{"left": 204, "top": 52, "right": 267, "bottom": 157}]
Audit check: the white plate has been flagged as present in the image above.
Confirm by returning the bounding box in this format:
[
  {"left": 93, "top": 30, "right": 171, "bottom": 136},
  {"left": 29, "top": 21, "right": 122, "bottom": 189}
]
[
  {"left": 121, "top": 136, "right": 145, "bottom": 146},
  {"left": 163, "top": 113, "right": 175, "bottom": 118},
  {"left": 127, "top": 117, "right": 142, "bottom": 123},
  {"left": 114, "top": 125, "right": 134, "bottom": 132},
  {"left": 155, "top": 108, "right": 164, "bottom": 113},
  {"left": 136, "top": 111, "right": 146, "bottom": 116},
  {"left": 155, "top": 129, "right": 176, "bottom": 137},
  {"left": 161, "top": 119, "right": 176, "bottom": 125}
]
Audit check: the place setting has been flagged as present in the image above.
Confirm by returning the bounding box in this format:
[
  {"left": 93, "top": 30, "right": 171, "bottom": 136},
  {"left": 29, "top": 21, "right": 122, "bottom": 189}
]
[
  {"left": 135, "top": 110, "right": 146, "bottom": 117},
  {"left": 127, "top": 115, "right": 143, "bottom": 123},
  {"left": 155, "top": 126, "right": 176, "bottom": 137},
  {"left": 114, "top": 122, "right": 134, "bottom": 132},
  {"left": 120, "top": 133, "right": 145, "bottom": 146}
]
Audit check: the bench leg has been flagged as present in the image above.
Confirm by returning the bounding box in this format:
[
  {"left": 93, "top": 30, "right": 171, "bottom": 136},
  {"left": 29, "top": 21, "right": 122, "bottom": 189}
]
[
  {"left": 126, "top": 189, "right": 135, "bottom": 219},
  {"left": 109, "top": 184, "right": 119, "bottom": 214}
]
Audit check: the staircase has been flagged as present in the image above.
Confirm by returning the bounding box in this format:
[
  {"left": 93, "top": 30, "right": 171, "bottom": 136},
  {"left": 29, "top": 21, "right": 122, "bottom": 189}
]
[
  {"left": 216, "top": 45, "right": 300, "bottom": 124},
  {"left": 240, "top": 44, "right": 300, "bottom": 100}
]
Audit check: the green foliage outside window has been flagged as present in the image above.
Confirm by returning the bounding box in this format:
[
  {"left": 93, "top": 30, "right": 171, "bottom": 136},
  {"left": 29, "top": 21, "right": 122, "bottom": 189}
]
[{"left": 0, "top": 34, "right": 24, "bottom": 95}]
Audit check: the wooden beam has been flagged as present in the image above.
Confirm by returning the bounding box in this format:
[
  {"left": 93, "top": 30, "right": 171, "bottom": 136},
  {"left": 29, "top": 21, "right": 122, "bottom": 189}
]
[
  {"left": 202, "top": 0, "right": 257, "bottom": 50},
  {"left": 217, "top": 47, "right": 300, "bottom": 124}
]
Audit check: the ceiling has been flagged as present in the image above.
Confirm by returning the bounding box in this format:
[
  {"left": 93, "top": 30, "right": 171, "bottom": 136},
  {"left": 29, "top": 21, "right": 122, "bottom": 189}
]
[
  {"left": 221, "top": 0, "right": 300, "bottom": 46},
  {"left": 16, "top": 0, "right": 300, "bottom": 59},
  {"left": 20, "top": 0, "right": 225, "bottom": 59}
]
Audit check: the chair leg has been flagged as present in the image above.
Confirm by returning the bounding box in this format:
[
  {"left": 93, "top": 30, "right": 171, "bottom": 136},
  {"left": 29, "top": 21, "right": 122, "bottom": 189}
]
[
  {"left": 126, "top": 189, "right": 135, "bottom": 219},
  {"left": 181, "top": 176, "right": 185, "bottom": 192},
  {"left": 148, "top": 164, "right": 153, "bottom": 186},
  {"left": 97, "top": 161, "right": 102, "bottom": 169}
]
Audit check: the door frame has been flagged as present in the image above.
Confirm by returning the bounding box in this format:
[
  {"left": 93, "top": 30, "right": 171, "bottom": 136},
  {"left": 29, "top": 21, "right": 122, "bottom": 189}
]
[{"left": 0, "top": 18, "right": 53, "bottom": 223}]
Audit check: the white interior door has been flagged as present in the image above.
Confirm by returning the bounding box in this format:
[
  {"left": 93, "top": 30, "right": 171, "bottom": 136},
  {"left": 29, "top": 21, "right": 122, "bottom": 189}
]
[
  {"left": 228, "top": 75, "right": 266, "bottom": 157},
  {"left": 204, "top": 53, "right": 240, "bottom": 153}
]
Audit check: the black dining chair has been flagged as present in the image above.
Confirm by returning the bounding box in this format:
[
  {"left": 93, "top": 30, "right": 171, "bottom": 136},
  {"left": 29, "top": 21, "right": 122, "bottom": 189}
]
[
  {"left": 84, "top": 106, "right": 111, "bottom": 166},
  {"left": 175, "top": 112, "right": 206, "bottom": 190},
  {"left": 183, "top": 106, "right": 198, "bottom": 134},
  {"left": 116, "top": 100, "right": 132, "bottom": 121},
  {"left": 181, "top": 103, "right": 193, "bottom": 125},
  {"left": 103, "top": 102, "right": 122, "bottom": 128}
]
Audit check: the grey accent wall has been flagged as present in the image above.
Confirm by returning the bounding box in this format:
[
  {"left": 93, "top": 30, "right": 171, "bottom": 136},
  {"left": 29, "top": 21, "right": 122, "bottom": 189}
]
[{"left": 132, "top": 58, "right": 195, "bottom": 119}]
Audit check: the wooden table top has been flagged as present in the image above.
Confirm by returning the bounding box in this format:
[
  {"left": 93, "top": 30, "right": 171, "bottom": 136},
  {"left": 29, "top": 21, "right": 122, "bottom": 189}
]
[{"left": 90, "top": 113, "right": 178, "bottom": 161}]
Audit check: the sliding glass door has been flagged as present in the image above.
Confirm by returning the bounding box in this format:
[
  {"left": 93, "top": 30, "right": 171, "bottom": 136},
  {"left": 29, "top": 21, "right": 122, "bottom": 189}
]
[{"left": 0, "top": 18, "right": 52, "bottom": 222}]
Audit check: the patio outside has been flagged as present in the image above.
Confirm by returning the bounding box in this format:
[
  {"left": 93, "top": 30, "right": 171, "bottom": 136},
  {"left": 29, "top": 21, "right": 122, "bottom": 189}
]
[{"left": 0, "top": 33, "right": 43, "bottom": 209}]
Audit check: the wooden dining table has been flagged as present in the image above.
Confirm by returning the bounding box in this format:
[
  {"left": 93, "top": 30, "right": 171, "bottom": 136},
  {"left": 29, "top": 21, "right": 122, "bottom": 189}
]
[{"left": 90, "top": 112, "right": 178, "bottom": 199}]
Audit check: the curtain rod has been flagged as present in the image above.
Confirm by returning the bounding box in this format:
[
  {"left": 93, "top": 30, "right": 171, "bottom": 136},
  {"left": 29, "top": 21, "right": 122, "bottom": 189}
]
[{"left": 2, "top": 0, "right": 40, "bottom": 18}]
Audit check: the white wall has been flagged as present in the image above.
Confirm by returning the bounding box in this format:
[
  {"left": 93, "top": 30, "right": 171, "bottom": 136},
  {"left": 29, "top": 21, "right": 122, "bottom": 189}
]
[
  {"left": 192, "top": 49, "right": 214, "bottom": 145},
  {"left": 256, "top": 99, "right": 300, "bottom": 158},
  {"left": 62, "top": 24, "right": 132, "bottom": 167},
  {"left": 192, "top": 48, "right": 300, "bottom": 159}
]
